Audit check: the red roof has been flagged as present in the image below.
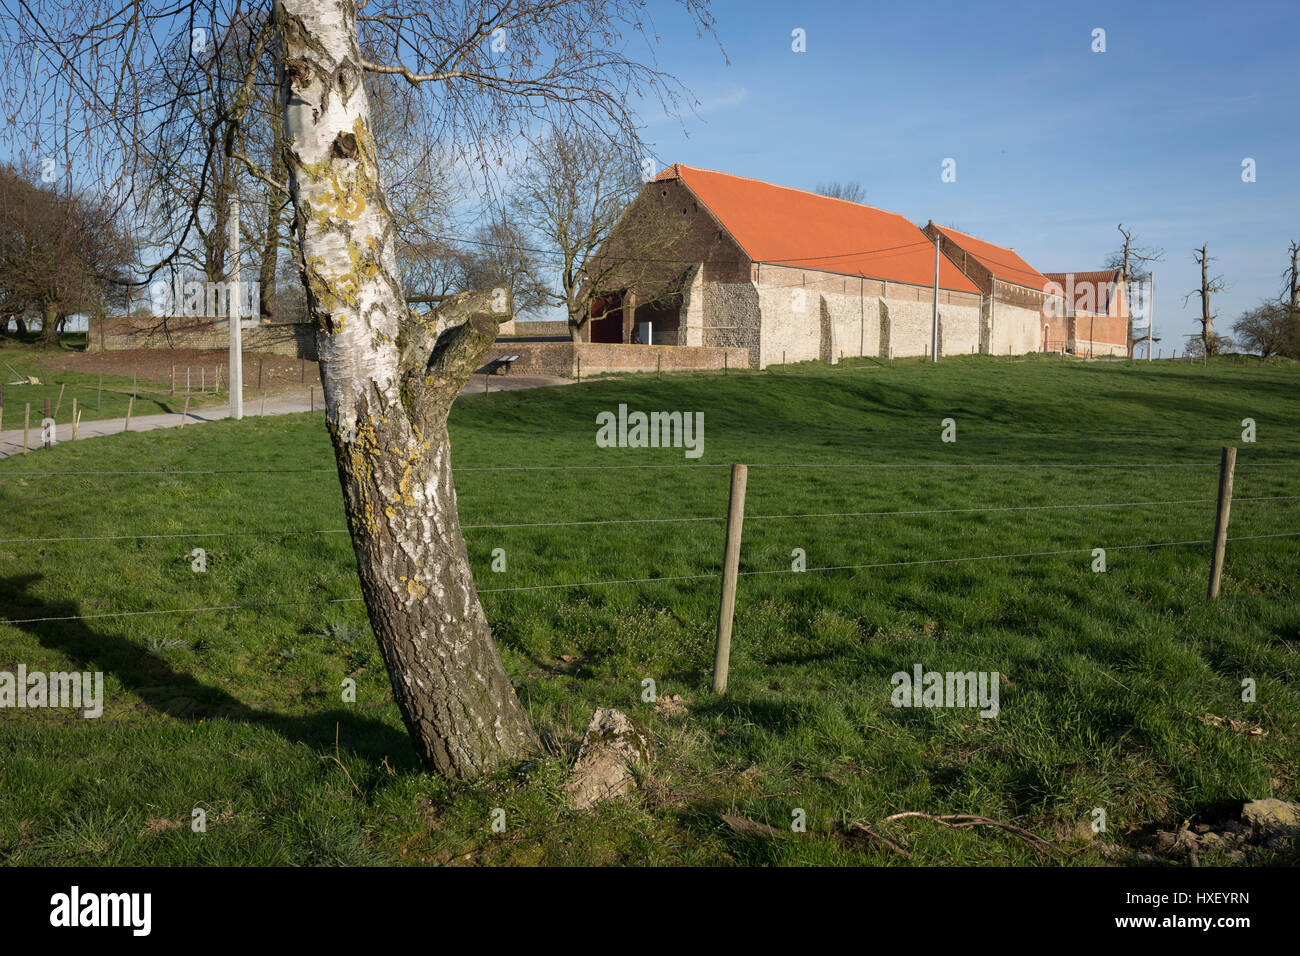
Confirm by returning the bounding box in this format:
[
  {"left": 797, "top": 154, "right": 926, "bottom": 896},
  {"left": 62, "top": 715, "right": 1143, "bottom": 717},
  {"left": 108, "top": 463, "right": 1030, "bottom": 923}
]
[
  {"left": 1043, "top": 270, "right": 1123, "bottom": 314},
  {"left": 653, "top": 164, "right": 979, "bottom": 294},
  {"left": 931, "top": 224, "right": 1050, "bottom": 292}
]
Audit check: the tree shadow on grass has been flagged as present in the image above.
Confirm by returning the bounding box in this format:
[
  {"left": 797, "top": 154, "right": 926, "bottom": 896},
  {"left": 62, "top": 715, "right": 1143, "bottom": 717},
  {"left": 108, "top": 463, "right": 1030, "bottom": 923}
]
[{"left": 0, "top": 574, "right": 418, "bottom": 773}]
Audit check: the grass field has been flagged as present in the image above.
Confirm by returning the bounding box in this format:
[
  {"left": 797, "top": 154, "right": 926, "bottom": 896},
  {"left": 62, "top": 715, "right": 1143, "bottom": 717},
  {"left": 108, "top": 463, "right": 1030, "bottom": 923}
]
[
  {"left": 1, "top": 354, "right": 1298, "bottom": 865},
  {"left": 0, "top": 340, "right": 226, "bottom": 425}
]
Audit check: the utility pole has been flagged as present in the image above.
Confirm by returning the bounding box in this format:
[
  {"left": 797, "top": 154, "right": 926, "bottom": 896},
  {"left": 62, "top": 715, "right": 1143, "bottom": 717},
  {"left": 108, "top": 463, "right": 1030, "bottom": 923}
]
[
  {"left": 228, "top": 192, "right": 244, "bottom": 419},
  {"left": 1146, "top": 272, "right": 1155, "bottom": 361},
  {"left": 931, "top": 231, "right": 940, "bottom": 362}
]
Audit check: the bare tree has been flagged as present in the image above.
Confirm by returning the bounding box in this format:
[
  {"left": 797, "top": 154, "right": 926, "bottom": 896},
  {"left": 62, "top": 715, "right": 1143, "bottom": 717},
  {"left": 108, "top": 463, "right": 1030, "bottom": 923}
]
[
  {"left": 1106, "top": 224, "right": 1163, "bottom": 357},
  {"left": 1184, "top": 244, "right": 1228, "bottom": 357},
  {"left": 0, "top": 0, "right": 715, "bottom": 779},
  {"left": 512, "top": 125, "right": 693, "bottom": 341},
  {"left": 815, "top": 180, "right": 868, "bottom": 204},
  {"left": 0, "top": 162, "right": 131, "bottom": 344},
  {"left": 1233, "top": 301, "right": 1290, "bottom": 359},
  {"left": 1281, "top": 240, "right": 1300, "bottom": 348}
]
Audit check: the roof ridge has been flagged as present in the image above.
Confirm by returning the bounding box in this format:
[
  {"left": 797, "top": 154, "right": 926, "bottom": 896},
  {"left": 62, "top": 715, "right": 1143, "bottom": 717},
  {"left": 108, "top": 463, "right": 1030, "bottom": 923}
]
[
  {"left": 933, "top": 223, "right": 1048, "bottom": 284},
  {"left": 669, "top": 163, "right": 907, "bottom": 222}
]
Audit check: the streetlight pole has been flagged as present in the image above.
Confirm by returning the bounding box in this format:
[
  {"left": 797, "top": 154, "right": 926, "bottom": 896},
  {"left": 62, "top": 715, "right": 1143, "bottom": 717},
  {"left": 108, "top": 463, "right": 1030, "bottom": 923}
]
[
  {"left": 931, "top": 232, "right": 940, "bottom": 362},
  {"left": 228, "top": 192, "right": 243, "bottom": 419}
]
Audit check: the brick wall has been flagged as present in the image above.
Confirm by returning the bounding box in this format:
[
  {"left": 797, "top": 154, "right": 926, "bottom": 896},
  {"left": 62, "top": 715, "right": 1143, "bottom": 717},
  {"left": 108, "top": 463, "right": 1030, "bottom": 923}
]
[
  {"left": 480, "top": 341, "right": 750, "bottom": 376},
  {"left": 1070, "top": 311, "right": 1128, "bottom": 355},
  {"left": 505, "top": 320, "right": 570, "bottom": 339},
  {"left": 92, "top": 314, "right": 318, "bottom": 359}
]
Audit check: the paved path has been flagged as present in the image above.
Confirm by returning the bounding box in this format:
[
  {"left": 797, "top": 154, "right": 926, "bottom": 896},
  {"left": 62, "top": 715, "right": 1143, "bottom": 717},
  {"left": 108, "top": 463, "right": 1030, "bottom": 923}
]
[{"left": 0, "top": 373, "right": 570, "bottom": 460}]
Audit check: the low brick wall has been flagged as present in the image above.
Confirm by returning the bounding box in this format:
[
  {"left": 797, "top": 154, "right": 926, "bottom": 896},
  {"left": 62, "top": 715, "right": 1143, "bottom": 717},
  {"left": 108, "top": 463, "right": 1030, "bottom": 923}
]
[
  {"left": 508, "top": 320, "right": 571, "bottom": 339},
  {"left": 482, "top": 341, "right": 750, "bottom": 376},
  {"left": 92, "top": 315, "right": 317, "bottom": 359}
]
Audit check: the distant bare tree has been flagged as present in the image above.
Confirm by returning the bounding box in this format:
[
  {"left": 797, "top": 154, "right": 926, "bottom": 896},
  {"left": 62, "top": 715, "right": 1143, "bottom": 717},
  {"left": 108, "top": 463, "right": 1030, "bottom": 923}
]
[
  {"left": 815, "top": 181, "right": 868, "bottom": 203},
  {"left": 1184, "top": 244, "right": 1228, "bottom": 357},
  {"left": 1233, "top": 301, "right": 1290, "bottom": 359},
  {"left": 1106, "top": 225, "right": 1163, "bottom": 357},
  {"left": 511, "top": 125, "right": 688, "bottom": 342},
  {"left": 0, "top": 162, "right": 131, "bottom": 344},
  {"left": 1281, "top": 240, "right": 1300, "bottom": 348}
]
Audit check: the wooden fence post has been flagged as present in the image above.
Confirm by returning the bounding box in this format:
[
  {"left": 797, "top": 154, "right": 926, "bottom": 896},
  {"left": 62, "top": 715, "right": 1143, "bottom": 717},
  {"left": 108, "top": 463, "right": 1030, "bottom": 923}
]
[
  {"left": 53, "top": 384, "right": 65, "bottom": 419},
  {"left": 72, "top": 398, "right": 78, "bottom": 440},
  {"left": 712, "top": 463, "right": 748, "bottom": 695},
  {"left": 124, "top": 396, "right": 134, "bottom": 432},
  {"left": 258, "top": 358, "right": 263, "bottom": 389},
  {"left": 171, "top": 364, "right": 176, "bottom": 395},
  {"left": 309, "top": 386, "right": 314, "bottom": 412},
  {"left": 1208, "top": 446, "right": 1237, "bottom": 599},
  {"left": 180, "top": 396, "right": 190, "bottom": 427}
]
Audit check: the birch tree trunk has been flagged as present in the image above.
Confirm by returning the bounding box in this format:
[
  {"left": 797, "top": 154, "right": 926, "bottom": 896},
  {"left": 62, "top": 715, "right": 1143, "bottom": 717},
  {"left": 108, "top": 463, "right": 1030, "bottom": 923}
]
[{"left": 278, "top": 0, "right": 538, "bottom": 779}]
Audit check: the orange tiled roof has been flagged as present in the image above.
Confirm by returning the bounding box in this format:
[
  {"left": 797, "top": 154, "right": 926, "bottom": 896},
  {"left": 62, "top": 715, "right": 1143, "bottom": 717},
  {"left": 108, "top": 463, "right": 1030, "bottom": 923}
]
[
  {"left": 653, "top": 164, "right": 979, "bottom": 294},
  {"left": 931, "top": 224, "right": 1051, "bottom": 292},
  {"left": 1043, "top": 269, "right": 1123, "bottom": 314}
]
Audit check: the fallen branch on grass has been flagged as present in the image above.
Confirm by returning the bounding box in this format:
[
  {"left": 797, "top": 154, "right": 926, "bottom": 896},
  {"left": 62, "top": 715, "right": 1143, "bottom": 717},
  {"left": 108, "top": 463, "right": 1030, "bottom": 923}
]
[
  {"left": 843, "top": 821, "right": 913, "bottom": 859},
  {"left": 882, "top": 811, "right": 1070, "bottom": 862}
]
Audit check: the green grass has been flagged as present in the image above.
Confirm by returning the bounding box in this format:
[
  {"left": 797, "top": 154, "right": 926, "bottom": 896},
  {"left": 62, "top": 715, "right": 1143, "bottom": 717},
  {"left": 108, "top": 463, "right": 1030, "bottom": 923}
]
[
  {"left": 0, "top": 346, "right": 226, "bottom": 425},
  {"left": 1, "top": 355, "right": 1298, "bottom": 865}
]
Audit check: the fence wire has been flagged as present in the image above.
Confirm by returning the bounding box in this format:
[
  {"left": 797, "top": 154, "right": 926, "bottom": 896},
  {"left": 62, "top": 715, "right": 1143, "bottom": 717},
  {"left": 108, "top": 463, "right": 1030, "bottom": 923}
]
[
  {"left": 2, "top": 530, "right": 1296, "bottom": 627},
  {"left": 4, "top": 494, "right": 1299, "bottom": 547}
]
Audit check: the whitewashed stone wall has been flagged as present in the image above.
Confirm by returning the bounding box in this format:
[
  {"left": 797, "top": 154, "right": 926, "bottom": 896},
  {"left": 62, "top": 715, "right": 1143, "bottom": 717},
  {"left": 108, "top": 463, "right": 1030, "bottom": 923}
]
[
  {"left": 939, "top": 306, "right": 981, "bottom": 355},
  {"left": 672, "top": 264, "right": 984, "bottom": 369},
  {"left": 989, "top": 301, "right": 1047, "bottom": 355},
  {"left": 678, "top": 265, "right": 705, "bottom": 347}
]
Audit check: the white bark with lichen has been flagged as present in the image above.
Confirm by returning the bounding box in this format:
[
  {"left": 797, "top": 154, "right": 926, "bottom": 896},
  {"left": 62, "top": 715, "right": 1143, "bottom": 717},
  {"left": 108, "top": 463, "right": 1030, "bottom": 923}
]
[{"left": 278, "top": 0, "right": 537, "bottom": 779}]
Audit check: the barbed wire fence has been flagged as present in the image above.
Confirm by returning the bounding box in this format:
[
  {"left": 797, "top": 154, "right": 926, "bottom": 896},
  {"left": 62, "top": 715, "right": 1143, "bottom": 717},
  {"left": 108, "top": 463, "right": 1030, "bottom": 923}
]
[{"left": 0, "top": 457, "right": 1296, "bottom": 674}]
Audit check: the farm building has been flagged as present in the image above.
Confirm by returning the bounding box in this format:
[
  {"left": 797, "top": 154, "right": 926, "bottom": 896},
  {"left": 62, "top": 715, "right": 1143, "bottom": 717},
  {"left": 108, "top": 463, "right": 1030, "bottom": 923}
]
[
  {"left": 582, "top": 164, "right": 987, "bottom": 369},
  {"left": 921, "top": 223, "right": 1067, "bottom": 356},
  {"left": 1041, "top": 269, "right": 1131, "bottom": 357}
]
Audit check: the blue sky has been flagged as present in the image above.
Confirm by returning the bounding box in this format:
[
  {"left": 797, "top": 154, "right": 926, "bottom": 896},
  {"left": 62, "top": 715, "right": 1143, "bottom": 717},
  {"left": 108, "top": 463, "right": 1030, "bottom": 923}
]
[{"left": 635, "top": 0, "right": 1300, "bottom": 352}]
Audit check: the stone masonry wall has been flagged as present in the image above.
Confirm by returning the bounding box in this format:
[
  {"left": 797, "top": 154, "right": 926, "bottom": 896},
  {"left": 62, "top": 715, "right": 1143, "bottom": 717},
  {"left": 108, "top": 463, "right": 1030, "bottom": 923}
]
[
  {"left": 701, "top": 280, "right": 761, "bottom": 365},
  {"left": 750, "top": 263, "right": 982, "bottom": 366},
  {"left": 988, "top": 300, "right": 1044, "bottom": 355},
  {"left": 92, "top": 314, "right": 318, "bottom": 359}
]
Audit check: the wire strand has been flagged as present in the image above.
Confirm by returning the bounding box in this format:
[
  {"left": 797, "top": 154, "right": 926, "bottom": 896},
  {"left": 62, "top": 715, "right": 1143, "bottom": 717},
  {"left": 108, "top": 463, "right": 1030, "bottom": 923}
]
[
  {"left": 4, "top": 461, "right": 1300, "bottom": 477},
  {"left": 2, "top": 496, "right": 1297, "bottom": 546},
  {"left": 2, "top": 530, "right": 1294, "bottom": 626}
]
